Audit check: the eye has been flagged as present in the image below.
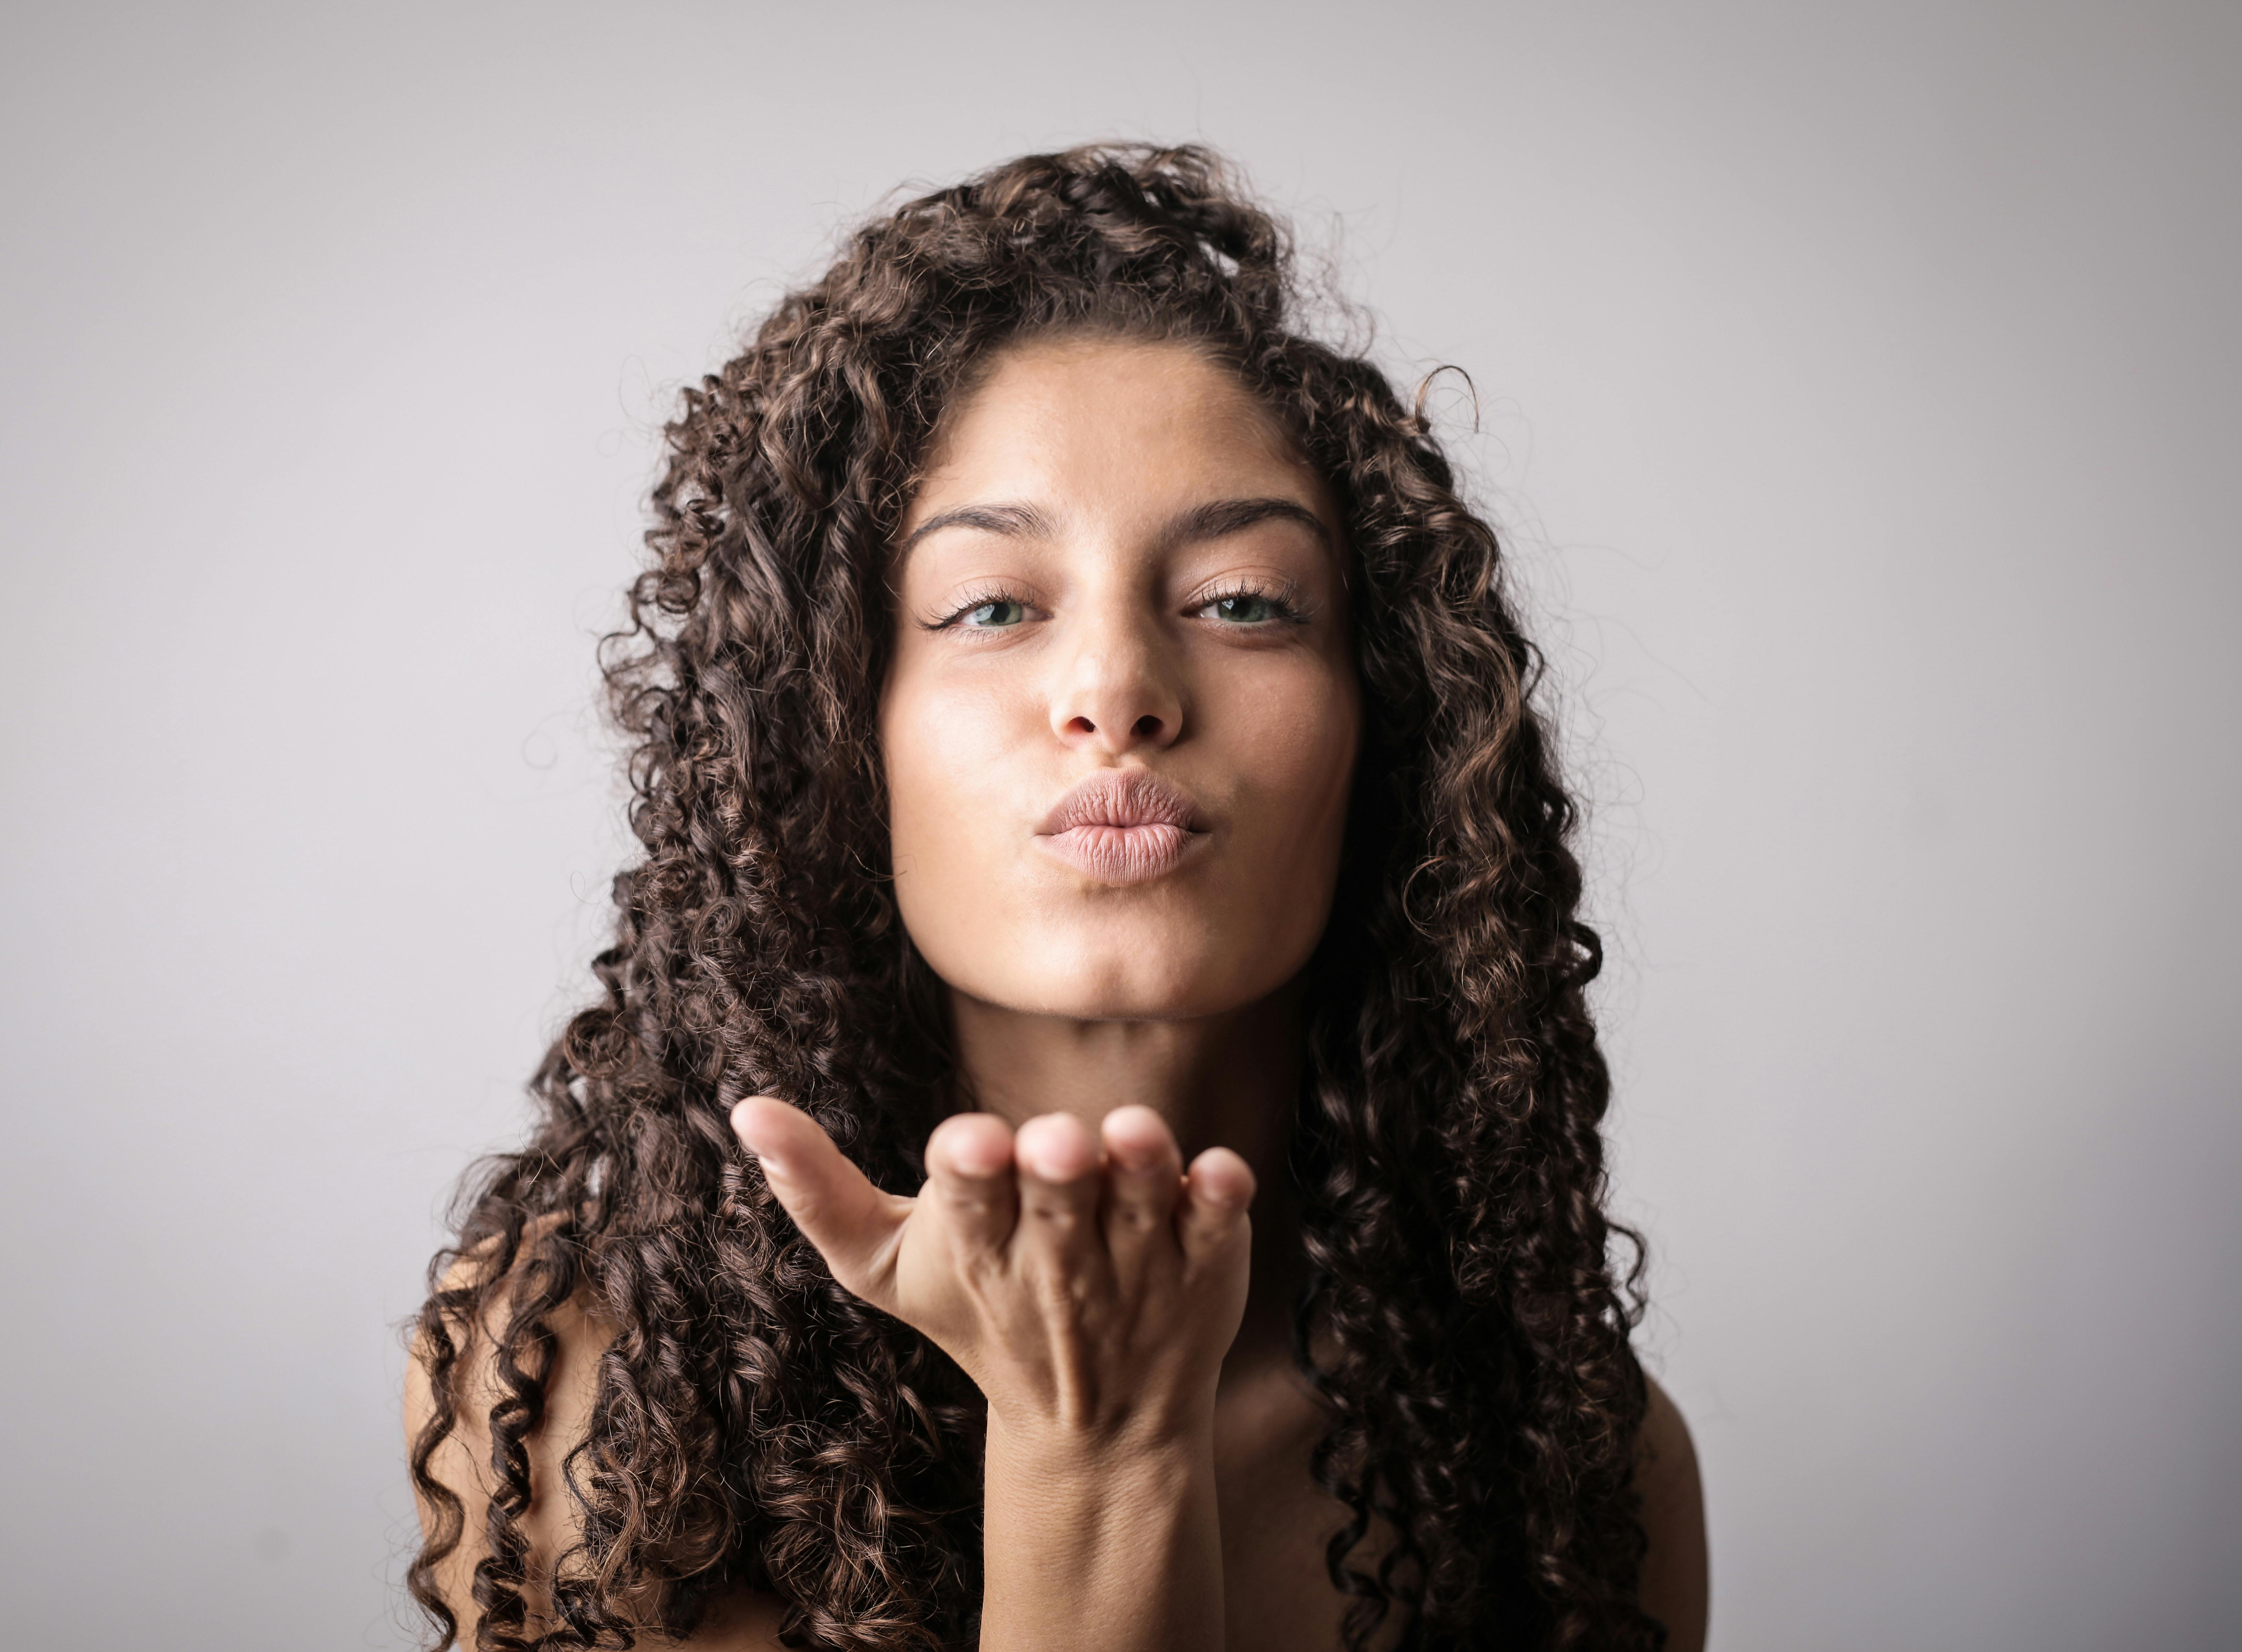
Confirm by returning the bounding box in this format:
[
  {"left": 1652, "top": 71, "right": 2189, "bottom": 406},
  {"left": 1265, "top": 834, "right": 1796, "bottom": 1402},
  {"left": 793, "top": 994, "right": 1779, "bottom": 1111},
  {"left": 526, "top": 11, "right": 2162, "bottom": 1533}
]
[
  {"left": 1190, "top": 584, "right": 1305, "bottom": 626},
  {"left": 927, "top": 590, "right": 1035, "bottom": 631},
  {"left": 1206, "top": 593, "right": 1277, "bottom": 624}
]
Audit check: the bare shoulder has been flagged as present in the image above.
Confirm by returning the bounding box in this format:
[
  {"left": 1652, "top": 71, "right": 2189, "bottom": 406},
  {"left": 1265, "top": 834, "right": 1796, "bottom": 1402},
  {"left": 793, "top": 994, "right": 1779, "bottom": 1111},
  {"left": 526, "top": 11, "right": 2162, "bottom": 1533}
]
[
  {"left": 402, "top": 1223, "right": 787, "bottom": 1651},
  {"left": 1635, "top": 1374, "right": 1708, "bottom": 1652}
]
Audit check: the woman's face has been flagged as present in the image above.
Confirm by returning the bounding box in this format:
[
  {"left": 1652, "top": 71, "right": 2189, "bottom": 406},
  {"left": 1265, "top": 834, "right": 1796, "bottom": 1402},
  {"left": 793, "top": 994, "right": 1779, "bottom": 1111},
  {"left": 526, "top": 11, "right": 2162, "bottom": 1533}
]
[{"left": 880, "top": 335, "right": 1361, "bottom": 1021}]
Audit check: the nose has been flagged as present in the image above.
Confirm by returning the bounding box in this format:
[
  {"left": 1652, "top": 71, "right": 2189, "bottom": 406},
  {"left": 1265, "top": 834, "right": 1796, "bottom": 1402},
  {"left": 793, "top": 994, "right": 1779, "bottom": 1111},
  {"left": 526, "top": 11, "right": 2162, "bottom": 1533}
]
[{"left": 1049, "top": 605, "right": 1185, "bottom": 755}]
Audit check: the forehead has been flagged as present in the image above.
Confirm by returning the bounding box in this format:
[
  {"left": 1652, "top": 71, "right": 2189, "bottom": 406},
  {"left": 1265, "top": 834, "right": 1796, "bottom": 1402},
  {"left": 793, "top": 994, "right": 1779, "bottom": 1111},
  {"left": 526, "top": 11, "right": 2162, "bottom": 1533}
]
[{"left": 903, "top": 336, "right": 1316, "bottom": 525}]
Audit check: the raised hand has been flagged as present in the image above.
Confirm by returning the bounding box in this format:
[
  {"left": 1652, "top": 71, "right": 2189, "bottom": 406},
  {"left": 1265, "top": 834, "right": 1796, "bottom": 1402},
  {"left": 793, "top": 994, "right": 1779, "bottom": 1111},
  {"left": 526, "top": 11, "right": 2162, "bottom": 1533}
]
[{"left": 729, "top": 1097, "right": 1255, "bottom": 1445}]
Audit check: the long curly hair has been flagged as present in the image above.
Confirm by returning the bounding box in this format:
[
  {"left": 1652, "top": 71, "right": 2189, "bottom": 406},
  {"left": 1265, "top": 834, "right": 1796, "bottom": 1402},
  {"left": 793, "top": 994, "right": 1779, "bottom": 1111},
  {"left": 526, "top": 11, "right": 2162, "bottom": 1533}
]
[{"left": 407, "top": 143, "right": 1657, "bottom": 1652}]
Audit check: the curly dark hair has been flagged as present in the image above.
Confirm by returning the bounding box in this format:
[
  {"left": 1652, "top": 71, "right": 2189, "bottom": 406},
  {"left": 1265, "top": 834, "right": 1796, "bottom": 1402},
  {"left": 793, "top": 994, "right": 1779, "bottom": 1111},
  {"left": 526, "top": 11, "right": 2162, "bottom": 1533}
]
[{"left": 407, "top": 142, "right": 1657, "bottom": 1652}]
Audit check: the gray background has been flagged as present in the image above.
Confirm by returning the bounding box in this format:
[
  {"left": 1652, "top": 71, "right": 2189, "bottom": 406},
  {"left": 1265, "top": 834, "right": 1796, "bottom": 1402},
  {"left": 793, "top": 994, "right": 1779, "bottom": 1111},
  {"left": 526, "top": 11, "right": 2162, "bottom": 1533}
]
[{"left": 4, "top": 3, "right": 2237, "bottom": 1648}]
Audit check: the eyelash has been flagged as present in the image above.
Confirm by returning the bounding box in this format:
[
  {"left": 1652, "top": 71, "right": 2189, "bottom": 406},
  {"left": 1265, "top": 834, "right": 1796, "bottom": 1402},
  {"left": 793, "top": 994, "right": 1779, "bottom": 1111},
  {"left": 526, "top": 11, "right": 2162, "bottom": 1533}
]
[{"left": 925, "top": 581, "right": 1311, "bottom": 631}]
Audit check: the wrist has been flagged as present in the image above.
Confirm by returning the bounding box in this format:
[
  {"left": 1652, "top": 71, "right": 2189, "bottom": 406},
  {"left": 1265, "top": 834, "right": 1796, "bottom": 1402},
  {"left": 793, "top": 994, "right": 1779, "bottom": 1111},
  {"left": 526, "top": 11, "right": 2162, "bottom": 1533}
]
[
  {"left": 983, "top": 1401, "right": 1214, "bottom": 1471},
  {"left": 983, "top": 1409, "right": 1216, "bottom": 1540}
]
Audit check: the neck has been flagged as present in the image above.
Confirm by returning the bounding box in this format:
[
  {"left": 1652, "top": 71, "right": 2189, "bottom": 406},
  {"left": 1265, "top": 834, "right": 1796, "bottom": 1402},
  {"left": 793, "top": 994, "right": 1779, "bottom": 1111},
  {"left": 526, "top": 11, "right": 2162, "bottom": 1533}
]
[{"left": 944, "top": 980, "right": 1311, "bottom": 1378}]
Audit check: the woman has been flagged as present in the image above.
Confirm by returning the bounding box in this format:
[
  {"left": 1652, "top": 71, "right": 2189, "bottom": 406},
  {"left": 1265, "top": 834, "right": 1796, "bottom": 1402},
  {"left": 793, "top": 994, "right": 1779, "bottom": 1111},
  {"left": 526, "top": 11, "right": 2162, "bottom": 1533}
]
[{"left": 406, "top": 143, "right": 1707, "bottom": 1652}]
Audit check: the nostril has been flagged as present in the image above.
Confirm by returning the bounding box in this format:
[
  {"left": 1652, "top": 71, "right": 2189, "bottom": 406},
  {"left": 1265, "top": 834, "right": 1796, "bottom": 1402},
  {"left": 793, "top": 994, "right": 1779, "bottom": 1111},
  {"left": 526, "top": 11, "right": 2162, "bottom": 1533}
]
[{"left": 1131, "top": 715, "right": 1162, "bottom": 738}]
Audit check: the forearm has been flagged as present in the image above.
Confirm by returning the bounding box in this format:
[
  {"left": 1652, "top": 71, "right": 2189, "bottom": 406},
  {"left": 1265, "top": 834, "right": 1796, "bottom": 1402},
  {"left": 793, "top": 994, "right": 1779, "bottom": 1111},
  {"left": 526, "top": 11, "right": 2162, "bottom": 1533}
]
[{"left": 979, "top": 1420, "right": 1225, "bottom": 1652}]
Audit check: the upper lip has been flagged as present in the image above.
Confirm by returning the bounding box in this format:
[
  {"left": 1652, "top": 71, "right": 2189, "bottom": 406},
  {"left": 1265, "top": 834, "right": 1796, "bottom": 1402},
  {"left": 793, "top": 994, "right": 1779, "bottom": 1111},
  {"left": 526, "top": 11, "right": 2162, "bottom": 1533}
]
[{"left": 1037, "top": 769, "right": 1206, "bottom": 834}]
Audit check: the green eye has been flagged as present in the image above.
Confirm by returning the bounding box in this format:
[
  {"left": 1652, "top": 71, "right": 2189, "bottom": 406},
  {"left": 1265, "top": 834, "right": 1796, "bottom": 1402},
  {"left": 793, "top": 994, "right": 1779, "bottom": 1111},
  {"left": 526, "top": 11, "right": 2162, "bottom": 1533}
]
[
  {"left": 966, "top": 599, "right": 1026, "bottom": 627},
  {"left": 1210, "top": 593, "right": 1275, "bottom": 623}
]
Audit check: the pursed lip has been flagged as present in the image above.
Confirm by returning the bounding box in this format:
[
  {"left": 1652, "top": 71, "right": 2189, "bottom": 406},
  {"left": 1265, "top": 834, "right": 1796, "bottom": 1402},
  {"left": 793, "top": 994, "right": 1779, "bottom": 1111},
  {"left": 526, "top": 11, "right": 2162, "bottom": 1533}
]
[
  {"left": 1036, "top": 769, "right": 1207, "bottom": 834},
  {"left": 1032, "top": 770, "right": 1209, "bottom": 885}
]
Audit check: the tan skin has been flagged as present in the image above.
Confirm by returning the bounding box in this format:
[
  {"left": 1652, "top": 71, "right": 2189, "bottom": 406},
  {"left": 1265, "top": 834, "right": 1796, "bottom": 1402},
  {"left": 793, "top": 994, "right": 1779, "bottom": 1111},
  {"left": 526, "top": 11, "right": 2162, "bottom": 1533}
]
[{"left": 408, "top": 337, "right": 1709, "bottom": 1650}]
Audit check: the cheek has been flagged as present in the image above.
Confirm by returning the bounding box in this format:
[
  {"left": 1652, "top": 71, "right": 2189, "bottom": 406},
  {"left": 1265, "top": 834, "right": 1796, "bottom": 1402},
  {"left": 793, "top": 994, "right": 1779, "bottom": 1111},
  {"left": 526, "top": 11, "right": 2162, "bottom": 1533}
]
[
  {"left": 1225, "top": 663, "right": 1361, "bottom": 852},
  {"left": 880, "top": 656, "right": 1068, "bottom": 1000},
  {"left": 879, "top": 659, "right": 1026, "bottom": 889},
  {"left": 882, "top": 671, "right": 959, "bottom": 864},
  {"left": 1176, "top": 662, "right": 1359, "bottom": 1004}
]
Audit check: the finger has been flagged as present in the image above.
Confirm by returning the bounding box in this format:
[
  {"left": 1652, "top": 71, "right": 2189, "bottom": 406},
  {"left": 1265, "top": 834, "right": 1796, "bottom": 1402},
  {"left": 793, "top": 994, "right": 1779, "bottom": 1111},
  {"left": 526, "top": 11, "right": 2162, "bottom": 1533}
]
[
  {"left": 731, "top": 1095, "right": 909, "bottom": 1303},
  {"left": 1099, "top": 1105, "right": 1185, "bottom": 1275},
  {"left": 922, "top": 1112, "right": 1019, "bottom": 1260},
  {"left": 1011, "top": 1112, "right": 1105, "bottom": 1274},
  {"left": 1176, "top": 1145, "right": 1255, "bottom": 1269}
]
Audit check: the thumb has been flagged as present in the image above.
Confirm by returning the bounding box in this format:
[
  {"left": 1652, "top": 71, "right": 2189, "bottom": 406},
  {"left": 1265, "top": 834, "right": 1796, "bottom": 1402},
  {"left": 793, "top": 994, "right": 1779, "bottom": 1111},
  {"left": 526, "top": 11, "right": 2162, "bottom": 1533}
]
[{"left": 731, "top": 1095, "right": 908, "bottom": 1304}]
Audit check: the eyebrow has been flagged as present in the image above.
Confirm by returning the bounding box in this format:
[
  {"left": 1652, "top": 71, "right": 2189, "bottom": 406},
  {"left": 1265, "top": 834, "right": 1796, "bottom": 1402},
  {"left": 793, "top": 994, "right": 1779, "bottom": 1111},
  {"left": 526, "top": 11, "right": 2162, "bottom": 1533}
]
[
  {"left": 1162, "top": 496, "right": 1334, "bottom": 553},
  {"left": 897, "top": 501, "right": 1056, "bottom": 556},
  {"left": 897, "top": 495, "right": 1334, "bottom": 558}
]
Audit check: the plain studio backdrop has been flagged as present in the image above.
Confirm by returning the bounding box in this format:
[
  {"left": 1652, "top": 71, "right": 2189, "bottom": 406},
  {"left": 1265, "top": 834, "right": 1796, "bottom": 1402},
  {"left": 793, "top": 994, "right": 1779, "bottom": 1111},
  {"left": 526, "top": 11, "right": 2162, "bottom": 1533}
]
[{"left": 4, "top": 3, "right": 2237, "bottom": 1648}]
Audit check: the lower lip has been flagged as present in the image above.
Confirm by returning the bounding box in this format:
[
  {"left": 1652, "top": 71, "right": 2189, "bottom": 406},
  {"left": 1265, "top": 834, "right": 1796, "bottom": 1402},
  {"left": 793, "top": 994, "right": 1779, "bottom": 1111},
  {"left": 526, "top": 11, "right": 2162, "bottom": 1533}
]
[{"left": 1033, "top": 823, "right": 1203, "bottom": 885}]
